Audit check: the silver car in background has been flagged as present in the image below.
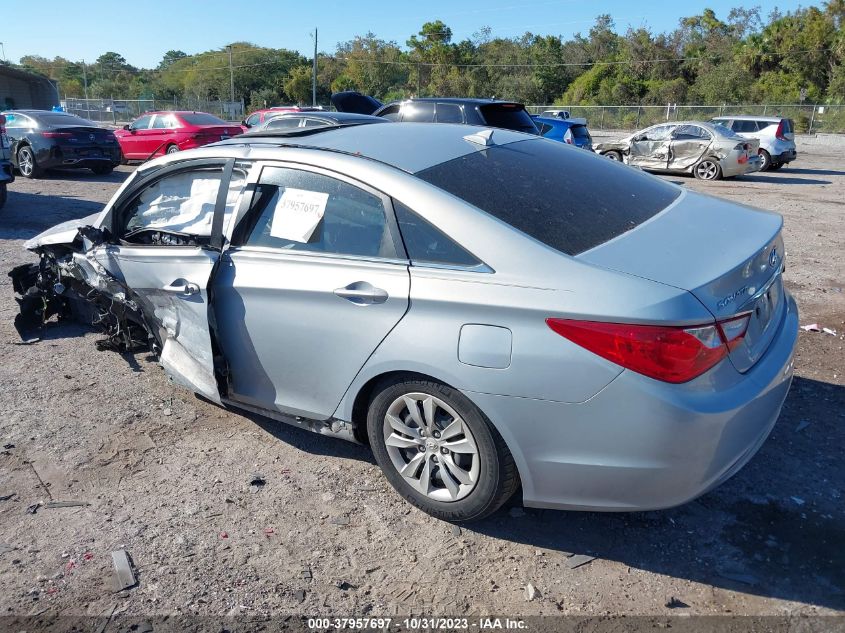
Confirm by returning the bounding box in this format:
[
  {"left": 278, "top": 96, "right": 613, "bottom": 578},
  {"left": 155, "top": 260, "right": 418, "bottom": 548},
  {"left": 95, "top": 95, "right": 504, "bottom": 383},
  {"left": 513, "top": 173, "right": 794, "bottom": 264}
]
[
  {"left": 711, "top": 115, "right": 797, "bottom": 171},
  {"left": 11, "top": 123, "right": 797, "bottom": 522},
  {"left": 594, "top": 121, "right": 762, "bottom": 180}
]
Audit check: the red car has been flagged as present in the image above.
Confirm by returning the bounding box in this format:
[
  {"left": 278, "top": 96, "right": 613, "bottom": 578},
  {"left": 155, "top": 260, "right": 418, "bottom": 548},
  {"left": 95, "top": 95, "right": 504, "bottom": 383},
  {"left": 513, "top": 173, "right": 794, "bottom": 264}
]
[
  {"left": 114, "top": 111, "right": 244, "bottom": 161},
  {"left": 242, "top": 106, "right": 323, "bottom": 129}
]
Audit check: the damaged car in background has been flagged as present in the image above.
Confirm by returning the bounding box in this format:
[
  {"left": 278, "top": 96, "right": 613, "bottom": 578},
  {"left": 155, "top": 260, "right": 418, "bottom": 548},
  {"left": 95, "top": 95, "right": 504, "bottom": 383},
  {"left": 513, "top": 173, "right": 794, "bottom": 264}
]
[
  {"left": 594, "top": 121, "right": 762, "bottom": 180},
  {"left": 10, "top": 123, "right": 797, "bottom": 522}
]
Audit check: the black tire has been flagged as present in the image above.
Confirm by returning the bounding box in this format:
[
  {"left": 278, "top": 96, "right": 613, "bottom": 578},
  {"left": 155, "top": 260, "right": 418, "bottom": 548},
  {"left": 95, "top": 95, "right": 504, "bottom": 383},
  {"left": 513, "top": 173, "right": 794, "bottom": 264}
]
[
  {"left": 165, "top": 144, "right": 180, "bottom": 155},
  {"left": 17, "top": 145, "right": 42, "bottom": 178},
  {"left": 758, "top": 149, "right": 772, "bottom": 171},
  {"left": 0, "top": 183, "right": 6, "bottom": 210},
  {"left": 91, "top": 164, "right": 114, "bottom": 175},
  {"left": 603, "top": 150, "right": 623, "bottom": 162},
  {"left": 367, "top": 376, "right": 519, "bottom": 522},
  {"left": 770, "top": 162, "right": 784, "bottom": 170}
]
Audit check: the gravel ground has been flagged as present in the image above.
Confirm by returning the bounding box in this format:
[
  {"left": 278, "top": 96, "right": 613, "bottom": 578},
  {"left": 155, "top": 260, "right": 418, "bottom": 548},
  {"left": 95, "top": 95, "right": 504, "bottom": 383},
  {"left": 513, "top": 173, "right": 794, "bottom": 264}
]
[{"left": 0, "top": 139, "right": 842, "bottom": 622}]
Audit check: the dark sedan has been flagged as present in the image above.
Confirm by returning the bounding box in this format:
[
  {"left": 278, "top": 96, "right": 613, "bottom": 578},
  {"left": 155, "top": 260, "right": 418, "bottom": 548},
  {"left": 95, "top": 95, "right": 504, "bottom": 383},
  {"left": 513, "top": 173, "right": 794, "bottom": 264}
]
[{"left": 2, "top": 110, "right": 121, "bottom": 178}]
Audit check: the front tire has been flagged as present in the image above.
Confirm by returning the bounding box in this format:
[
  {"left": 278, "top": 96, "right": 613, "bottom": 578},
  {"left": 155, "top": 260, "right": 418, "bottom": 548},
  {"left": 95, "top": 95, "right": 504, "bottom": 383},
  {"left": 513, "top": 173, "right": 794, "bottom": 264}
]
[
  {"left": 694, "top": 158, "right": 722, "bottom": 181},
  {"left": 17, "top": 146, "right": 42, "bottom": 178},
  {"left": 758, "top": 149, "right": 772, "bottom": 171},
  {"left": 603, "top": 150, "right": 623, "bottom": 162},
  {"left": 367, "top": 376, "right": 519, "bottom": 522}
]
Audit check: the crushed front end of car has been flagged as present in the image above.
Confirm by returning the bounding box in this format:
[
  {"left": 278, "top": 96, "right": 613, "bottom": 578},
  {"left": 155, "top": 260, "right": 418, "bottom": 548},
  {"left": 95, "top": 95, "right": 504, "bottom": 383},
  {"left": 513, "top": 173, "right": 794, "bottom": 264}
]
[{"left": 8, "top": 226, "right": 158, "bottom": 353}]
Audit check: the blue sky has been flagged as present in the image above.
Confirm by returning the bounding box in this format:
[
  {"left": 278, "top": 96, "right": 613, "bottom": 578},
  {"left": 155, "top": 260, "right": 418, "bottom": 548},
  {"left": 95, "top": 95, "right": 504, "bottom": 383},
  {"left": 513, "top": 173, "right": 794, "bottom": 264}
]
[{"left": 3, "top": 0, "right": 808, "bottom": 68}]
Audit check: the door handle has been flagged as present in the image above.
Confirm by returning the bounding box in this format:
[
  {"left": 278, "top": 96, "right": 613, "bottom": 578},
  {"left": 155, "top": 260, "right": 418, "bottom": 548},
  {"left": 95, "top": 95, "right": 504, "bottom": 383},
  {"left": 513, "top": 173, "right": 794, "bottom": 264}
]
[
  {"left": 333, "top": 281, "right": 388, "bottom": 305},
  {"left": 163, "top": 279, "right": 200, "bottom": 296}
]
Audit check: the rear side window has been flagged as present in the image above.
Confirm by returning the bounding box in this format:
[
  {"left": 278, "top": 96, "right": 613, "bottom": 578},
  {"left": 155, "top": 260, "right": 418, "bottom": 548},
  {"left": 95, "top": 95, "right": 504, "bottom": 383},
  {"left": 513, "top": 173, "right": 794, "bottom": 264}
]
[
  {"left": 733, "top": 120, "right": 759, "bottom": 133},
  {"left": 569, "top": 124, "right": 590, "bottom": 139},
  {"left": 435, "top": 103, "right": 463, "bottom": 124},
  {"left": 479, "top": 104, "right": 537, "bottom": 133},
  {"left": 416, "top": 139, "right": 680, "bottom": 256},
  {"left": 394, "top": 201, "right": 482, "bottom": 268},
  {"left": 180, "top": 113, "right": 227, "bottom": 125},
  {"left": 401, "top": 102, "right": 435, "bottom": 123},
  {"left": 240, "top": 166, "right": 397, "bottom": 259}
]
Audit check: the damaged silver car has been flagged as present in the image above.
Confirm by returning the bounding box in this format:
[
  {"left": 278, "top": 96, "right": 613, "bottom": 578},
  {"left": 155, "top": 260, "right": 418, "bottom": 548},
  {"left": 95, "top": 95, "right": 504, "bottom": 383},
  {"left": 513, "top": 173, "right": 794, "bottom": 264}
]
[
  {"left": 594, "top": 121, "right": 762, "bottom": 180},
  {"left": 10, "top": 123, "right": 797, "bottom": 522}
]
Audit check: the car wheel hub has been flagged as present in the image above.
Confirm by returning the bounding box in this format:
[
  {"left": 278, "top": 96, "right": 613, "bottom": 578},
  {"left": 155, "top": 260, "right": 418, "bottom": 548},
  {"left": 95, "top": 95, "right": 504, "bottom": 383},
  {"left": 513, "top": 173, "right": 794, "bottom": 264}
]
[
  {"left": 697, "top": 161, "right": 717, "bottom": 179},
  {"left": 383, "top": 393, "right": 480, "bottom": 502}
]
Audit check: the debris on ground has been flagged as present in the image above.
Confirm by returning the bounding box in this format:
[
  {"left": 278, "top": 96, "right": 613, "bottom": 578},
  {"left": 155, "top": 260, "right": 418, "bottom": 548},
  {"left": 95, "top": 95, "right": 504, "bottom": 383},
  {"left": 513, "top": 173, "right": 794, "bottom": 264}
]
[
  {"left": 111, "top": 550, "right": 138, "bottom": 591},
  {"left": 334, "top": 580, "right": 356, "bottom": 591},
  {"left": 566, "top": 554, "right": 596, "bottom": 569},
  {"left": 3, "top": 443, "right": 14, "bottom": 450},
  {"left": 294, "top": 589, "right": 306, "bottom": 603},
  {"left": 330, "top": 516, "right": 350, "bottom": 526},
  {"left": 26, "top": 503, "right": 40, "bottom": 515},
  {"left": 0, "top": 493, "right": 16, "bottom": 501},
  {"left": 301, "top": 566, "right": 313, "bottom": 581},
  {"left": 666, "top": 597, "right": 689, "bottom": 608},
  {"left": 219, "top": 531, "right": 229, "bottom": 539},
  {"left": 249, "top": 474, "right": 266, "bottom": 491},
  {"left": 450, "top": 524, "right": 461, "bottom": 536},
  {"left": 0, "top": 543, "right": 15, "bottom": 556},
  {"left": 525, "top": 583, "right": 539, "bottom": 601},
  {"left": 801, "top": 323, "right": 821, "bottom": 332},
  {"left": 795, "top": 420, "right": 811, "bottom": 432},
  {"left": 263, "top": 527, "right": 275, "bottom": 537},
  {"left": 822, "top": 327, "right": 837, "bottom": 336},
  {"left": 44, "top": 501, "right": 89, "bottom": 509}
]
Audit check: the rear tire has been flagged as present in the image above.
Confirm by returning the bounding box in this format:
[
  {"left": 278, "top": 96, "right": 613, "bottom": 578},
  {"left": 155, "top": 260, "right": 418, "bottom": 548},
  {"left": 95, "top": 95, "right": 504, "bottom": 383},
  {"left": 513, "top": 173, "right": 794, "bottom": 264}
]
[
  {"left": 367, "top": 376, "right": 519, "bottom": 522},
  {"left": 603, "top": 150, "right": 623, "bottom": 162},
  {"left": 0, "top": 183, "right": 6, "bottom": 210},
  {"left": 693, "top": 158, "right": 722, "bottom": 181},
  {"left": 758, "top": 149, "right": 772, "bottom": 171},
  {"left": 91, "top": 164, "right": 113, "bottom": 175},
  {"left": 165, "top": 144, "right": 180, "bottom": 155},
  {"left": 17, "top": 146, "right": 42, "bottom": 179}
]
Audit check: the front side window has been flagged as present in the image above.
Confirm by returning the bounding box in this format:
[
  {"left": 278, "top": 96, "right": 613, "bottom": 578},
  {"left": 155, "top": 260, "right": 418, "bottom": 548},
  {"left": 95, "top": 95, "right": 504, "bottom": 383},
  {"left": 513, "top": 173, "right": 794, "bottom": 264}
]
[
  {"left": 394, "top": 201, "right": 481, "bottom": 268},
  {"left": 265, "top": 117, "right": 302, "bottom": 130},
  {"left": 673, "top": 125, "right": 711, "bottom": 140},
  {"left": 641, "top": 125, "right": 674, "bottom": 141},
  {"left": 3, "top": 114, "right": 32, "bottom": 128},
  {"left": 378, "top": 105, "right": 401, "bottom": 121},
  {"left": 401, "top": 102, "right": 435, "bottom": 123},
  {"left": 240, "top": 166, "right": 397, "bottom": 259},
  {"left": 130, "top": 115, "right": 152, "bottom": 130},
  {"left": 119, "top": 166, "right": 245, "bottom": 244}
]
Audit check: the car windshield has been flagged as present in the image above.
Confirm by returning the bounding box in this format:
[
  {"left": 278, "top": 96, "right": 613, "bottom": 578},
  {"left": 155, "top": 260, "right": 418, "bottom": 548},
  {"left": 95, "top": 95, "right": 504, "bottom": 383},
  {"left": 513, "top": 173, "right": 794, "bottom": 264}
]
[
  {"left": 416, "top": 139, "right": 680, "bottom": 256},
  {"left": 479, "top": 104, "right": 537, "bottom": 133},
  {"left": 37, "top": 113, "right": 97, "bottom": 127},
  {"left": 180, "top": 113, "right": 227, "bottom": 125}
]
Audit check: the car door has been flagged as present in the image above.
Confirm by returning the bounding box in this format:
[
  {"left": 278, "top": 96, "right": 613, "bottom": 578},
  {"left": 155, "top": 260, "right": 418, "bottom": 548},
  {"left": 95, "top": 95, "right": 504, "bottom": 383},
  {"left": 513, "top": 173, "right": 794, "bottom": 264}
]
[
  {"left": 91, "top": 158, "right": 247, "bottom": 402},
  {"left": 120, "top": 114, "right": 152, "bottom": 158},
  {"left": 628, "top": 124, "right": 673, "bottom": 170},
  {"left": 139, "top": 114, "right": 171, "bottom": 157},
  {"left": 212, "top": 162, "right": 411, "bottom": 419},
  {"left": 3, "top": 113, "right": 35, "bottom": 162},
  {"left": 667, "top": 124, "right": 713, "bottom": 171}
]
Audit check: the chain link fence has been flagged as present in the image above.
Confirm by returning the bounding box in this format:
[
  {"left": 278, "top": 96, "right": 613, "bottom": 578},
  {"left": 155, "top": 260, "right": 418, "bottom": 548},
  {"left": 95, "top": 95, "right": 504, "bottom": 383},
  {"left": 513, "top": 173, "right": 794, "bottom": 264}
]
[
  {"left": 525, "top": 104, "right": 845, "bottom": 134},
  {"left": 61, "top": 98, "right": 245, "bottom": 124}
]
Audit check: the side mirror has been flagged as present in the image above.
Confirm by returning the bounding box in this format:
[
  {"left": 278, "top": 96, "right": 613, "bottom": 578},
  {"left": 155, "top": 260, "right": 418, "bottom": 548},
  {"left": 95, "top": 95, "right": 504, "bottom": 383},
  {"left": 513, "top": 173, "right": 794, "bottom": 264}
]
[
  {"left": 241, "top": 120, "right": 248, "bottom": 127},
  {"left": 122, "top": 124, "right": 130, "bottom": 131}
]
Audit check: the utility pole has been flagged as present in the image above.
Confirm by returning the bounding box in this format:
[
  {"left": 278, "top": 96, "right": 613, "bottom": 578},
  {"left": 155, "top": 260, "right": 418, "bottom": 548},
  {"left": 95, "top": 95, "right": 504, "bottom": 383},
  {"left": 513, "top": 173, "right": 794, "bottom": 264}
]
[
  {"left": 312, "top": 28, "right": 318, "bottom": 106},
  {"left": 82, "top": 60, "right": 90, "bottom": 119},
  {"left": 228, "top": 46, "right": 235, "bottom": 108}
]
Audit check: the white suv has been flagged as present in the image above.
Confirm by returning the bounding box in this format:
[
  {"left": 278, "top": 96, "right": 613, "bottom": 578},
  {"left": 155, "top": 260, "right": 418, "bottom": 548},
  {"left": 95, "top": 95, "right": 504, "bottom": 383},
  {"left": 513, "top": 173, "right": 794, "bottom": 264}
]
[{"left": 711, "top": 116, "right": 797, "bottom": 171}]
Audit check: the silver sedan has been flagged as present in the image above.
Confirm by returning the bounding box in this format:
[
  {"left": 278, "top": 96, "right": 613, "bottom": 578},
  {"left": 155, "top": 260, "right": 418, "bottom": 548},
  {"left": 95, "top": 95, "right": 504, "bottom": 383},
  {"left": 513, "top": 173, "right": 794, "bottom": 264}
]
[
  {"left": 594, "top": 121, "right": 763, "bottom": 180},
  {"left": 11, "top": 122, "right": 797, "bottom": 522}
]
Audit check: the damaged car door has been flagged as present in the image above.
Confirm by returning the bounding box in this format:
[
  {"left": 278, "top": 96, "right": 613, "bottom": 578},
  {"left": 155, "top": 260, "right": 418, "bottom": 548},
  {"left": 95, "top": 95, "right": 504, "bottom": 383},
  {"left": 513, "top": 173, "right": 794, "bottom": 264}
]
[
  {"left": 667, "top": 124, "right": 713, "bottom": 171},
  {"left": 93, "top": 158, "right": 246, "bottom": 402},
  {"left": 212, "top": 163, "right": 411, "bottom": 420},
  {"left": 628, "top": 124, "right": 673, "bottom": 171}
]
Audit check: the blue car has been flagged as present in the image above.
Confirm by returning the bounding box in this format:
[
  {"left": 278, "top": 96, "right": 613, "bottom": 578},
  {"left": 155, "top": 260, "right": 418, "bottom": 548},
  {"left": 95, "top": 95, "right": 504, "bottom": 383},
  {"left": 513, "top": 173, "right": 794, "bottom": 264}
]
[{"left": 532, "top": 115, "right": 593, "bottom": 150}]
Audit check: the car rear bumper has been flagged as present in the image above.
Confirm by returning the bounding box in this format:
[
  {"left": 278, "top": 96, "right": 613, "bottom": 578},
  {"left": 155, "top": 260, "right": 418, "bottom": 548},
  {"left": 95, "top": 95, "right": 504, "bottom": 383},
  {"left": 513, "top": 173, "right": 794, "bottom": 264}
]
[
  {"left": 39, "top": 145, "right": 121, "bottom": 169},
  {"left": 465, "top": 290, "right": 798, "bottom": 512},
  {"left": 776, "top": 149, "right": 797, "bottom": 164}
]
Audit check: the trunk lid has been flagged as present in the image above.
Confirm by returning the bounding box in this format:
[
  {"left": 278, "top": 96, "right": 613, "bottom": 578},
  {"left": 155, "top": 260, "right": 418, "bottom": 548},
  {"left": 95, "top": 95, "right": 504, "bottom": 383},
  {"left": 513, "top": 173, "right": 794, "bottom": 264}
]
[
  {"left": 192, "top": 125, "right": 239, "bottom": 139},
  {"left": 579, "top": 190, "right": 786, "bottom": 373},
  {"left": 53, "top": 127, "right": 116, "bottom": 145},
  {"left": 331, "top": 91, "right": 383, "bottom": 115}
]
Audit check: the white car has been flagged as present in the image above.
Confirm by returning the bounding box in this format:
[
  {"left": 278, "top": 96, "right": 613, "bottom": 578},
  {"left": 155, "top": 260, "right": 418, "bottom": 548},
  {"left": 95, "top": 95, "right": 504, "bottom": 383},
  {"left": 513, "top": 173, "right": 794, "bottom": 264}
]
[{"left": 711, "top": 116, "right": 797, "bottom": 171}]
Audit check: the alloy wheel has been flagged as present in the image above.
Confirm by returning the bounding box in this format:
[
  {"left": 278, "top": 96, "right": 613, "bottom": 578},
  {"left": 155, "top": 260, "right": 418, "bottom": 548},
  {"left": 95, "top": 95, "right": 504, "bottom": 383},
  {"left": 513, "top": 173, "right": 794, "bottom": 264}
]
[
  {"left": 382, "top": 393, "right": 480, "bottom": 502},
  {"left": 695, "top": 160, "right": 719, "bottom": 180},
  {"left": 18, "top": 148, "right": 34, "bottom": 177}
]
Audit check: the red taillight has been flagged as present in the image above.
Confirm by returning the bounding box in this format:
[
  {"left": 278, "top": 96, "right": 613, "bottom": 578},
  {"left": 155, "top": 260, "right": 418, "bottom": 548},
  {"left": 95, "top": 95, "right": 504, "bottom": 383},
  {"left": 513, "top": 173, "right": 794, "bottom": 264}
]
[
  {"left": 545, "top": 315, "right": 750, "bottom": 383},
  {"left": 41, "top": 131, "right": 73, "bottom": 138},
  {"left": 775, "top": 119, "right": 787, "bottom": 141}
]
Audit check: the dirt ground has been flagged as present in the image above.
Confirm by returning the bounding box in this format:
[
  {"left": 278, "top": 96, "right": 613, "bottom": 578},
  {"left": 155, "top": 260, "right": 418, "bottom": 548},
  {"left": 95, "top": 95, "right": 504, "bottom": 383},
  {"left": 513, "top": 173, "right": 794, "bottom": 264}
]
[{"left": 0, "top": 138, "right": 842, "bottom": 624}]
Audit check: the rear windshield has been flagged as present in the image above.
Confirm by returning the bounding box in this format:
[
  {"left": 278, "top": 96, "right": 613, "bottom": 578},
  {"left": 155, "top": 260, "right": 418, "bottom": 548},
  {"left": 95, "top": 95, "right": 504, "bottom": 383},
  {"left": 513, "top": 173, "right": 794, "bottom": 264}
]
[
  {"left": 479, "top": 104, "right": 537, "bottom": 134},
  {"left": 37, "top": 113, "right": 97, "bottom": 127},
  {"left": 570, "top": 124, "right": 590, "bottom": 138},
  {"left": 416, "top": 138, "right": 680, "bottom": 256},
  {"left": 180, "top": 113, "right": 227, "bottom": 125}
]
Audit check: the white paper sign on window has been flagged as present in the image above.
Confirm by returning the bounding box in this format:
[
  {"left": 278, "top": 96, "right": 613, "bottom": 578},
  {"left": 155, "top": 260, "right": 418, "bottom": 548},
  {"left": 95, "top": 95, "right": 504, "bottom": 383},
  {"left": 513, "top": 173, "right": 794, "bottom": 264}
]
[{"left": 270, "top": 187, "right": 330, "bottom": 243}]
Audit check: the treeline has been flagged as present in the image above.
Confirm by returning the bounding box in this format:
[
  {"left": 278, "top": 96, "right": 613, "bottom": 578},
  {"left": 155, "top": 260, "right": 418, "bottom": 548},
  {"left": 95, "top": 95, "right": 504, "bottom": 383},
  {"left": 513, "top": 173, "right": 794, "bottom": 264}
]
[{"left": 9, "top": 3, "right": 845, "bottom": 109}]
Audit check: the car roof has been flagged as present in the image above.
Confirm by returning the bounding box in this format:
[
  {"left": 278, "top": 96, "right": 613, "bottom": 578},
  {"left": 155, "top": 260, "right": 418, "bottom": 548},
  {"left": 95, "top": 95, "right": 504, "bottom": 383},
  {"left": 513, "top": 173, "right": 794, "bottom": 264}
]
[
  {"left": 391, "top": 97, "right": 522, "bottom": 106},
  {"left": 267, "top": 111, "right": 383, "bottom": 122},
  {"left": 140, "top": 111, "right": 219, "bottom": 116},
  {"left": 534, "top": 116, "right": 581, "bottom": 127},
  {"left": 711, "top": 115, "right": 786, "bottom": 122},
  {"left": 217, "top": 122, "right": 535, "bottom": 173}
]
